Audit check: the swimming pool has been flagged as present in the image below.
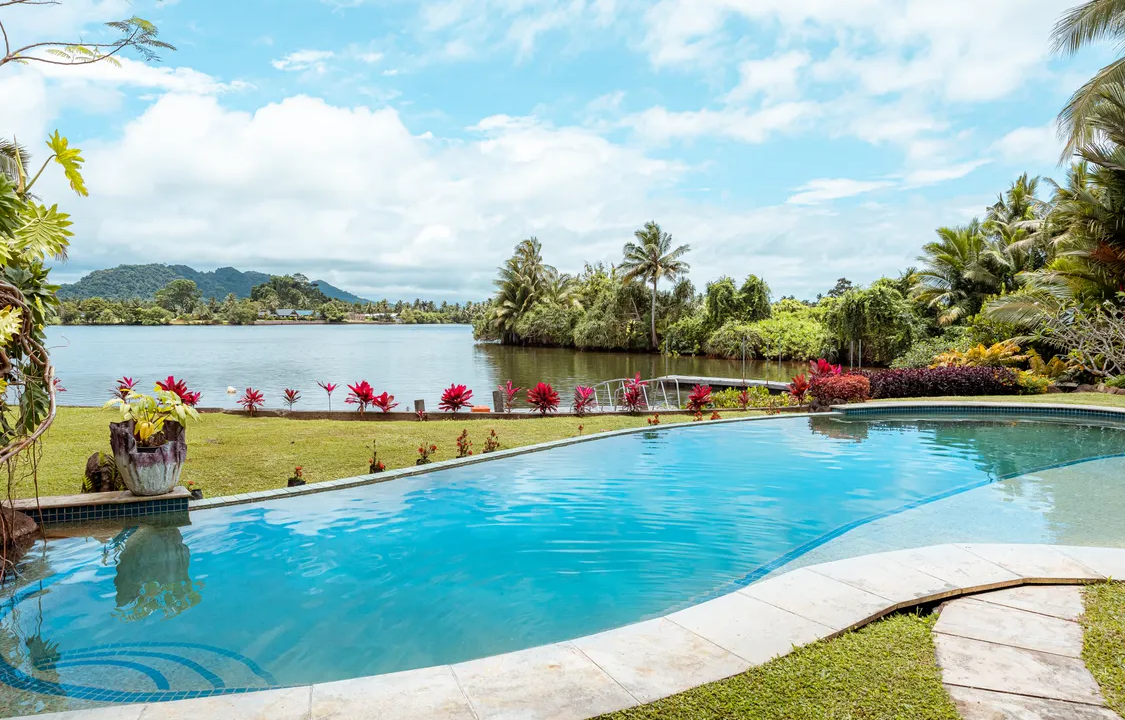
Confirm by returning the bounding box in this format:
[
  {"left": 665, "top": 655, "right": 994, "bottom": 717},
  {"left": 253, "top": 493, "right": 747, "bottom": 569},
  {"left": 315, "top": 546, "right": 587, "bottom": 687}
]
[{"left": 3, "top": 412, "right": 1125, "bottom": 716}]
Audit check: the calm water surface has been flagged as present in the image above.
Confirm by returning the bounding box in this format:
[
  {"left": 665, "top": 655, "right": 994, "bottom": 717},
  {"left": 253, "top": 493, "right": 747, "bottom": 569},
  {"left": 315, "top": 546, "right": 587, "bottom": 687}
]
[
  {"left": 1, "top": 414, "right": 1124, "bottom": 715},
  {"left": 47, "top": 325, "right": 804, "bottom": 409}
]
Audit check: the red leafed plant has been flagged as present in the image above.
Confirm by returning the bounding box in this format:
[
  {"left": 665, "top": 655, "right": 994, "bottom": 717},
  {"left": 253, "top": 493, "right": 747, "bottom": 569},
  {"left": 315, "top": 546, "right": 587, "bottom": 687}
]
[
  {"left": 736, "top": 388, "right": 750, "bottom": 411},
  {"left": 439, "top": 383, "right": 474, "bottom": 413},
  {"left": 370, "top": 441, "right": 385, "bottom": 473},
  {"left": 456, "top": 429, "right": 473, "bottom": 457},
  {"left": 283, "top": 388, "right": 301, "bottom": 410},
  {"left": 114, "top": 376, "right": 136, "bottom": 400},
  {"left": 572, "top": 385, "right": 596, "bottom": 416},
  {"left": 710, "top": 411, "right": 722, "bottom": 421},
  {"left": 156, "top": 375, "right": 200, "bottom": 406},
  {"left": 620, "top": 373, "right": 647, "bottom": 412},
  {"left": 346, "top": 381, "right": 377, "bottom": 413},
  {"left": 371, "top": 391, "right": 399, "bottom": 413},
  {"left": 53, "top": 378, "right": 66, "bottom": 393},
  {"left": 526, "top": 382, "right": 560, "bottom": 414},
  {"left": 647, "top": 413, "right": 660, "bottom": 425},
  {"left": 498, "top": 380, "right": 522, "bottom": 413},
  {"left": 788, "top": 374, "right": 811, "bottom": 404},
  {"left": 416, "top": 443, "right": 437, "bottom": 465},
  {"left": 809, "top": 359, "right": 842, "bottom": 379},
  {"left": 238, "top": 387, "right": 264, "bottom": 415},
  {"left": 810, "top": 374, "right": 871, "bottom": 407},
  {"left": 483, "top": 429, "right": 501, "bottom": 453},
  {"left": 686, "top": 384, "right": 713, "bottom": 412},
  {"left": 317, "top": 381, "right": 338, "bottom": 411}
]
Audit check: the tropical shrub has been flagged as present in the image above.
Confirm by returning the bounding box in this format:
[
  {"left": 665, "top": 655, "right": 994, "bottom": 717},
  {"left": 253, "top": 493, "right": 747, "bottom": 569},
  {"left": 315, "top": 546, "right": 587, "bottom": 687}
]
[
  {"left": 664, "top": 313, "right": 710, "bottom": 355},
  {"left": 735, "top": 388, "right": 750, "bottom": 410},
  {"left": 317, "top": 381, "right": 338, "bottom": 411},
  {"left": 237, "top": 388, "right": 264, "bottom": 416},
  {"left": 370, "top": 392, "right": 398, "bottom": 413},
  {"left": 498, "top": 381, "right": 522, "bottom": 413},
  {"left": 891, "top": 333, "right": 973, "bottom": 369},
  {"left": 647, "top": 413, "right": 660, "bottom": 425},
  {"left": 1028, "top": 351, "right": 1070, "bottom": 380},
  {"left": 788, "top": 374, "right": 810, "bottom": 404},
  {"left": 104, "top": 388, "right": 201, "bottom": 445},
  {"left": 456, "top": 429, "right": 473, "bottom": 457},
  {"left": 864, "top": 367, "right": 1019, "bottom": 399},
  {"left": 526, "top": 382, "right": 560, "bottom": 414},
  {"left": 703, "top": 316, "right": 830, "bottom": 361},
  {"left": 439, "top": 384, "right": 474, "bottom": 413},
  {"left": 346, "top": 381, "right": 377, "bottom": 413},
  {"left": 114, "top": 376, "right": 136, "bottom": 400},
  {"left": 712, "top": 386, "right": 776, "bottom": 409},
  {"left": 283, "top": 388, "right": 301, "bottom": 410},
  {"left": 1016, "top": 371, "right": 1050, "bottom": 395},
  {"left": 572, "top": 386, "right": 596, "bottom": 416},
  {"left": 686, "top": 384, "right": 713, "bottom": 412},
  {"left": 369, "top": 441, "right": 385, "bottom": 473},
  {"left": 620, "top": 373, "right": 648, "bottom": 411},
  {"left": 932, "top": 342, "right": 1027, "bottom": 368},
  {"left": 808, "top": 359, "right": 841, "bottom": 378},
  {"left": 710, "top": 411, "right": 722, "bottom": 420},
  {"left": 513, "top": 302, "right": 580, "bottom": 346},
  {"left": 821, "top": 283, "right": 921, "bottom": 365},
  {"left": 809, "top": 374, "right": 871, "bottom": 405}
]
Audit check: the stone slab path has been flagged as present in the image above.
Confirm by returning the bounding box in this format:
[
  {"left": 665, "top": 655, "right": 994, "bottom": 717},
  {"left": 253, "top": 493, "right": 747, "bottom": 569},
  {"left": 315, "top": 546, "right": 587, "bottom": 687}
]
[{"left": 935, "top": 585, "right": 1121, "bottom": 719}]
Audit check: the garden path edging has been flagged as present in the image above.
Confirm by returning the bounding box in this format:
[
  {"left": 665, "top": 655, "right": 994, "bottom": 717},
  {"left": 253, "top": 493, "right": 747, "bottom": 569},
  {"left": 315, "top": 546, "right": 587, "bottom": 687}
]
[{"left": 20, "top": 543, "right": 1125, "bottom": 720}]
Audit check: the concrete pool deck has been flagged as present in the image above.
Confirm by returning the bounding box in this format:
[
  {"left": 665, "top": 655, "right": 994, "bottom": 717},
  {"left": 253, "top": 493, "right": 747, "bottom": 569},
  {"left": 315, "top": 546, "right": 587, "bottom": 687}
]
[{"left": 22, "top": 543, "right": 1125, "bottom": 720}]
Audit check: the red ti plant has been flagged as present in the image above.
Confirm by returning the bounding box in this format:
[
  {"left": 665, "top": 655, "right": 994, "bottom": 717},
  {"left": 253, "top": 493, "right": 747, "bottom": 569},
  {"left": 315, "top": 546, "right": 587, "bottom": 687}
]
[
  {"left": 346, "top": 381, "right": 377, "bottom": 413},
  {"left": 52, "top": 378, "right": 66, "bottom": 393},
  {"left": 439, "top": 383, "right": 474, "bottom": 413},
  {"left": 736, "top": 388, "right": 751, "bottom": 411},
  {"left": 788, "top": 374, "right": 811, "bottom": 404},
  {"left": 526, "top": 382, "right": 560, "bottom": 414},
  {"left": 114, "top": 376, "right": 137, "bottom": 400},
  {"left": 620, "top": 373, "right": 648, "bottom": 412},
  {"left": 809, "top": 359, "right": 842, "bottom": 379},
  {"left": 572, "top": 385, "right": 596, "bottom": 416},
  {"left": 647, "top": 413, "right": 661, "bottom": 425},
  {"left": 156, "top": 375, "right": 201, "bottom": 407},
  {"left": 371, "top": 391, "right": 399, "bottom": 413},
  {"left": 498, "top": 380, "right": 522, "bottom": 413},
  {"left": 317, "top": 381, "right": 338, "bottom": 411},
  {"left": 416, "top": 443, "right": 437, "bottom": 465},
  {"left": 238, "top": 387, "right": 264, "bottom": 416},
  {"left": 710, "top": 411, "right": 722, "bottom": 421},
  {"left": 456, "top": 429, "right": 473, "bottom": 457},
  {"left": 686, "top": 384, "right": 713, "bottom": 413},
  {"left": 283, "top": 388, "right": 301, "bottom": 410}
]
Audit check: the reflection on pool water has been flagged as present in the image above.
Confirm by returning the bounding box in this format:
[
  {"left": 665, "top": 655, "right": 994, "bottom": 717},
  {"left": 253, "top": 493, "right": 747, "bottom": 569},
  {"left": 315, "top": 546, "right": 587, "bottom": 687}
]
[{"left": 2, "top": 413, "right": 1125, "bottom": 716}]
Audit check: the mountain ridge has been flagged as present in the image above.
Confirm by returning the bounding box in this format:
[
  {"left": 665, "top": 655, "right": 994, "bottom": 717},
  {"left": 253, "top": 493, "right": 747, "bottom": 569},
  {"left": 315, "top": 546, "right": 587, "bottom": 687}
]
[{"left": 57, "top": 264, "right": 371, "bottom": 304}]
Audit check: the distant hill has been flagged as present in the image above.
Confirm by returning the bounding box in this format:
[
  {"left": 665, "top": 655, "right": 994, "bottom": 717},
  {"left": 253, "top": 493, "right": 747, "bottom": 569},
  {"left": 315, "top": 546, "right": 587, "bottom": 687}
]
[{"left": 58, "top": 264, "right": 371, "bottom": 303}]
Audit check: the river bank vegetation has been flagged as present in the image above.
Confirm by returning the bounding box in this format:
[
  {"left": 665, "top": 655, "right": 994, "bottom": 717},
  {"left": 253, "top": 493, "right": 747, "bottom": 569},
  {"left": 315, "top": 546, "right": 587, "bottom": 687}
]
[{"left": 55, "top": 273, "right": 484, "bottom": 326}]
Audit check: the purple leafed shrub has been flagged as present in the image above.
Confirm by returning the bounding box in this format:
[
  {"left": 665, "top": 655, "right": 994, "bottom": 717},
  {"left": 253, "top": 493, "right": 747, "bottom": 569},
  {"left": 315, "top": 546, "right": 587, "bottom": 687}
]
[{"left": 863, "top": 366, "right": 1019, "bottom": 399}]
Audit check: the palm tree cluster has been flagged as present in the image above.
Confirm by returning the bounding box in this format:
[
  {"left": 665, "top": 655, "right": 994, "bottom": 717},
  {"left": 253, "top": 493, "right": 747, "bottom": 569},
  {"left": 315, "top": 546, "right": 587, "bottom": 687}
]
[{"left": 488, "top": 238, "right": 579, "bottom": 344}]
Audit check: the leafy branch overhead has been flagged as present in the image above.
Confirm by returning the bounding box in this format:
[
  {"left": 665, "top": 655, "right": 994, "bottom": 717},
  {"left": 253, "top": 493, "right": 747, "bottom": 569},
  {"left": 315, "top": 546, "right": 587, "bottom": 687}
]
[{"left": 0, "top": 8, "right": 175, "bottom": 69}]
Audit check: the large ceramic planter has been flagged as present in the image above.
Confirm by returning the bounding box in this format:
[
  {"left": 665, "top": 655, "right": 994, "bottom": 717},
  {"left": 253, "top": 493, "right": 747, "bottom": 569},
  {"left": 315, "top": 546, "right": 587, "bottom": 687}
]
[{"left": 109, "top": 420, "right": 187, "bottom": 496}]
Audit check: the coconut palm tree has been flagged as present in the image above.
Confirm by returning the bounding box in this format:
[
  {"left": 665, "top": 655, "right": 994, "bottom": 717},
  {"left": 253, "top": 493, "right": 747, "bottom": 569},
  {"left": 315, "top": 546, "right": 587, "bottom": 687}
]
[
  {"left": 619, "top": 221, "right": 690, "bottom": 349},
  {"left": 490, "top": 238, "right": 560, "bottom": 344},
  {"left": 913, "top": 221, "right": 1000, "bottom": 325},
  {"left": 1052, "top": 0, "right": 1125, "bottom": 154}
]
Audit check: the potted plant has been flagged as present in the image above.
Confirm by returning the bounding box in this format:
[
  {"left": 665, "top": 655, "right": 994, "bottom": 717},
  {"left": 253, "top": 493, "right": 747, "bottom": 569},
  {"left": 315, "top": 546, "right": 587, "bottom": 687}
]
[{"left": 104, "top": 387, "right": 201, "bottom": 496}]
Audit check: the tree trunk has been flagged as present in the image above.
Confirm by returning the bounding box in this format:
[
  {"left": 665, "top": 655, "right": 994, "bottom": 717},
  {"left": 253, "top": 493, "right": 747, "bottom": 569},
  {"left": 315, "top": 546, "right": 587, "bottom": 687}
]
[{"left": 650, "top": 280, "right": 658, "bottom": 350}]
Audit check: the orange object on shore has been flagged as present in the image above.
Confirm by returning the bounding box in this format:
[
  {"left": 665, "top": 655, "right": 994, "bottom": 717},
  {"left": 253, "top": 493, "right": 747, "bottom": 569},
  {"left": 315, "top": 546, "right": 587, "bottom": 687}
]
[{"left": 471, "top": 406, "right": 491, "bottom": 413}]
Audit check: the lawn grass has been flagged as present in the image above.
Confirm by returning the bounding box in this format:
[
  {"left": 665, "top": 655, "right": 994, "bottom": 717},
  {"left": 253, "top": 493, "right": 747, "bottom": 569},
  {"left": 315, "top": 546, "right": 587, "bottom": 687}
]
[
  {"left": 30, "top": 407, "right": 763, "bottom": 499},
  {"left": 600, "top": 612, "right": 959, "bottom": 720},
  {"left": 1082, "top": 582, "right": 1125, "bottom": 716},
  {"left": 870, "top": 392, "right": 1125, "bottom": 409}
]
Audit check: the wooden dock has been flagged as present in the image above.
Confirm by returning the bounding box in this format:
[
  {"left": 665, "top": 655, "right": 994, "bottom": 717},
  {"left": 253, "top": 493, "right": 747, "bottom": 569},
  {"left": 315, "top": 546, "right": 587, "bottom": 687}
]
[{"left": 653, "top": 376, "right": 791, "bottom": 392}]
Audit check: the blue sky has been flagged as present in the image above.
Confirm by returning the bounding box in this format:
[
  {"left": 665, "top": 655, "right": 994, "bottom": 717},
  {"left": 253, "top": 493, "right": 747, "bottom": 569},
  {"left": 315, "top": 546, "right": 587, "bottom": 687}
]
[{"left": 1, "top": 0, "right": 1112, "bottom": 300}]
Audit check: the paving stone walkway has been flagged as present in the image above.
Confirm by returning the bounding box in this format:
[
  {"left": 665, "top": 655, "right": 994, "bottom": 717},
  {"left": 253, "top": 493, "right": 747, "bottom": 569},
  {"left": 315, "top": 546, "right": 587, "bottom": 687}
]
[{"left": 935, "top": 585, "right": 1121, "bottom": 719}]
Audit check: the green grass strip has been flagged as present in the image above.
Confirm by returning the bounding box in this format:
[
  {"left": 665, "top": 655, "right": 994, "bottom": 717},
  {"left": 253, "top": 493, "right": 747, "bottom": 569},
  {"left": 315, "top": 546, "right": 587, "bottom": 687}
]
[
  {"left": 1082, "top": 582, "right": 1125, "bottom": 716},
  {"left": 600, "top": 612, "right": 959, "bottom": 720}
]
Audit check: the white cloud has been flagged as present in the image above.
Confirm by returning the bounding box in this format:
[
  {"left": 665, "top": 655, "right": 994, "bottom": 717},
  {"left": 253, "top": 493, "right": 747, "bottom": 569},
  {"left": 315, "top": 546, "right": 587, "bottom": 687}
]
[
  {"left": 271, "top": 50, "right": 336, "bottom": 73},
  {"left": 992, "top": 124, "right": 1063, "bottom": 166},
  {"left": 726, "top": 52, "right": 810, "bottom": 103},
  {"left": 903, "top": 160, "right": 990, "bottom": 187},
  {"left": 786, "top": 178, "right": 895, "bottom": 205},
  {"left": 623, "top": 102, "right": 818, "bottom": 144},
  {"left": 356, "top": 51, "right": 385, "bottom": 64}
]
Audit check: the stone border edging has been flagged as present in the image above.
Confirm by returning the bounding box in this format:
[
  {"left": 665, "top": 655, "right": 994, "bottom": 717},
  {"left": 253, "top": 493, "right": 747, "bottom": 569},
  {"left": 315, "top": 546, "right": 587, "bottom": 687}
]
[
  {"left": 27, "top": 543, "right": 1125, "bottom": 720},
  {"left": 188, "top": 411, "right": 819, "bottom": 511},
  {"left": 836, "top": 400, "right": 1125, "bottom": 417}
]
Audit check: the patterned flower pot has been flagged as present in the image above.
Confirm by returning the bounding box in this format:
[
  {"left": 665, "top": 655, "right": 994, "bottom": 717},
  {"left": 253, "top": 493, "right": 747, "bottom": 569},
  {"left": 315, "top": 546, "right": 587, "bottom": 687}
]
[{"left": 109, "top": 420, "right": 187, "bottom": 496}]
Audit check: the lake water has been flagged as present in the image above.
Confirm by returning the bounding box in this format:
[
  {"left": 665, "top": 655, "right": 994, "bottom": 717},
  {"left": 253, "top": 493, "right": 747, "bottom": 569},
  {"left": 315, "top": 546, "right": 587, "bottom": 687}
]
[{"left": 46, "top": 325, "right": 805, "bottom": 410}]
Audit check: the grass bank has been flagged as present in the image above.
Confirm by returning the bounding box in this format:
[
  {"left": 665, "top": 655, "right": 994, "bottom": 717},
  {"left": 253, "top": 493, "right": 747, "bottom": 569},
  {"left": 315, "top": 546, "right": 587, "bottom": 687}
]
[
  {"left": 32, "top": 408, "right": 764, "bottom": 499},
  {"left": 600, "top": 612, "right": 958, "bottom": 720},
  {"left": 1082, "top": 583, "right": 1125, "bottom": 716}
]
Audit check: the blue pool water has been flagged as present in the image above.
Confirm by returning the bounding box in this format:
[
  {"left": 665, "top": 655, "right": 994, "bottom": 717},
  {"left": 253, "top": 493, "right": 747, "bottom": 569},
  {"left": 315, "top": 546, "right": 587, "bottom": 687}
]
[{"left": 3, "top": 413, "right": 1125, "bottom": 715}]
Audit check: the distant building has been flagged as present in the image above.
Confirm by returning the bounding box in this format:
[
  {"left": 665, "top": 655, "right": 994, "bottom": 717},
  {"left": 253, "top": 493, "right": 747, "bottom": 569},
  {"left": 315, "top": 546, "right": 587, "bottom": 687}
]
[{"left": 274, "top": 309, "right": 316, "bottom": 319}]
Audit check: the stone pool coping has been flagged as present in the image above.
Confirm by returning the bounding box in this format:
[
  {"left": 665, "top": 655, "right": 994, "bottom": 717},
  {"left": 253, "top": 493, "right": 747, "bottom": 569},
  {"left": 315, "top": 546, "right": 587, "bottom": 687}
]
[
  {"left": 189, "top": 400, "right": 1125, "bottom": 512},
  {"left": 25, "top": 543, "right": 1125, "bottom": 720}
]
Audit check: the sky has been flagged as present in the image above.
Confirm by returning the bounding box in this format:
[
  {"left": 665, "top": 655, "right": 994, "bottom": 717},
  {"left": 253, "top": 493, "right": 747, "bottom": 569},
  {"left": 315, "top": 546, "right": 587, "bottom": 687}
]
[{"left": 0, "top": 0, "right": 1113, "bottom": 301}]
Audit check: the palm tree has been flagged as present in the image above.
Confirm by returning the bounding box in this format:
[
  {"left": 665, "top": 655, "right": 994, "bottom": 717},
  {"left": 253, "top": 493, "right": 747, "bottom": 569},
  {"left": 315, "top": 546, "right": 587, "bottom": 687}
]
[
  {"left": 620, "top": 221, "right": 690, "bottom": 349},
  {"left": 490, "top": 238, "right": 556, "bottom": 344},
  {"left": 1052, "top": 0, "right": 1125, "bottom": 154},
  {"left": 913, "top": 221, "right": 1000, "bottom": 325}
]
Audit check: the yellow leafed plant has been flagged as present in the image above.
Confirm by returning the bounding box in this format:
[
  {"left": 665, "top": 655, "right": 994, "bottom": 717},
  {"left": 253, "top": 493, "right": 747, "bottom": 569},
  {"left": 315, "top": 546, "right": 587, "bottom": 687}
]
[
  {"left": 0, "top": 305, "right": 23, "bottom": 349},
  {"left": 932, "top": 342, "right": 1028, "bottom": 368}
]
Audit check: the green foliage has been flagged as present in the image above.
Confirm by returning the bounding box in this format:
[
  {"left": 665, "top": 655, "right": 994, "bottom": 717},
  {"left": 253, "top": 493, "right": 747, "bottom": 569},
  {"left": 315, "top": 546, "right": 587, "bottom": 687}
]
[
  {"left": 891, "top": 332, "right": 972, "bottom": 369},
  {"left": 320, "top": 300, "right": 349, "bottom": 323},
  {"left": 619, "top": 221, "right": 691, "bottom": 348},
  {"left": 1081, "top": 582, "right": 1125, "bottom": 717},
  {"left": 45, "top": 131, "right": 87, "bottom": 197},
  {"left": 665, "top": 313, "right": 710, "bottom": 355},
  {"left": 739, "top": 275, "right": 772, "bottom": 322},
  {"left": 514, "top": 302, "right": 580, "bottom": 346},
  {"left": 822, "top": 283, "right": 920, "bottom": 365},
  {"left": 932, "top": 342, "right": 1028, "bottom": 368},
  {"left": 154, "top": 279, "right": 202, "bottom": 315},
  {"left": 1015, "top": 371, "right": 1050, "bottom": 395},
  {"left": 703, "top": 315, "right": 830, "bottom": 361},
  {"left": 251, "top": 273, "right": 329, "bottom": 310},
  {"left": 706, "top": 274, "right": 771, "bottom": 328},
  {"left": 58, "top": 264, "right": 272, "bottom": 301}
]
